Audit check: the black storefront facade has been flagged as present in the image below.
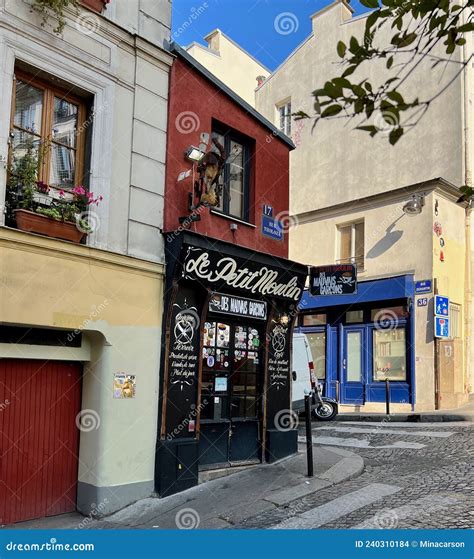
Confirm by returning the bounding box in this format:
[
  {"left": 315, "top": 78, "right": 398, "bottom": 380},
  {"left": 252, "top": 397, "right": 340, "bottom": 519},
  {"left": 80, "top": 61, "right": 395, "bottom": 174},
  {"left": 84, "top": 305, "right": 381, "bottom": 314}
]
[{"left": 155, "top": 231, "right": 307, "bottom": 497}]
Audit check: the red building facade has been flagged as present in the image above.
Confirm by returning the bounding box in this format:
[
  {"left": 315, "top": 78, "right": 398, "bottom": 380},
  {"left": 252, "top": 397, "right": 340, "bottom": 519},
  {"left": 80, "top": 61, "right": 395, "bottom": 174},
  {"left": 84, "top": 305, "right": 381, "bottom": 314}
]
[{"left": 156, "top": 44, "right": 307, "bottom": 497}]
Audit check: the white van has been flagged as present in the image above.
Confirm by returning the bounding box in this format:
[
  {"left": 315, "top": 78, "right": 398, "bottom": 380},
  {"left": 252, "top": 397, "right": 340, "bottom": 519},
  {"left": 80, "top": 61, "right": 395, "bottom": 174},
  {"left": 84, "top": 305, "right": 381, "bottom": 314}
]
[
  {"left": 291, "top": 333, "right": 316, "bottom": 413},
  {"left": 292, "top": 332, "right": 338, "bottom": 420}
]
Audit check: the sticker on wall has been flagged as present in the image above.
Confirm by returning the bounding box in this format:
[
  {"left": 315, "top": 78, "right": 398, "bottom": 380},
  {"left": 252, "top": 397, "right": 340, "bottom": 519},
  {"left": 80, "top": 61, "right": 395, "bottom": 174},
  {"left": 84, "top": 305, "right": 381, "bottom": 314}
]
[
  {"left": 433, "top": 222, "right": 442, "bottom": 237},
  {"left": 113, "top": 373, "right": 136, "bottom": 399},
  {"left": 439, "top": 237, "right": 445, "bottom": 248}
]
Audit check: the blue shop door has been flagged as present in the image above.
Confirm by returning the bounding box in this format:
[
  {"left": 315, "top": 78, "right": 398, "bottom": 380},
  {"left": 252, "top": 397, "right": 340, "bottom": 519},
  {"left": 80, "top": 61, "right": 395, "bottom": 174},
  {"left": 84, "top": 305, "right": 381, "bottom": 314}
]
[{"left": 341, "top": 327, "right": 366, "bottom": 405}]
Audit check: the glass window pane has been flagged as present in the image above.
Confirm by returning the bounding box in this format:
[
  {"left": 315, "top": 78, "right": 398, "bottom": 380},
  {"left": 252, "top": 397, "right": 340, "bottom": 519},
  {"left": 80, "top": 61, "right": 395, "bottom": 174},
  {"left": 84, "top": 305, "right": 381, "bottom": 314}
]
[
  {"left": 234, "top": 326, "right": 247, "bottom": 349},
  {"left": 231, "top": 396, "right": 246, "bottom": 418},
  {"left": 339, "top": 225, "right": 351, "bottom": 262},
  {"left": 229, "top": 141, "right": 243, "bottom": 217},
  {"left": 232, "top": 371, "right": 246, "bottom": 395},
  {"left": 373, "top": 329, "right": 407, "bottom": 381},
  {"left": 347, "top": 331, "right": 362, "bottom": 382},
  {"left": 14, "top": 80, "right": 43, "bottom": 135},
  {"left": 306, "top": 332, "right": 326, "bottom": 379},
  {"left": 245, "top": 396, "right": 257, "bottom": 418},
  {"left": 214, "top": 349, "right": 230, "bottom": 371},
  {"left": 302, "top": 313, "right": 326, "bottom": 326},
  {"left": 371, "top": 306, "right": 408, "bottom": 322},
  {"left": 355, "top": 222, "right": 365, "bottom": 269},
  {"left": 11, "top": 130, "right": 40, "bottom": 180},
  {"left": 52, "top": 97, "right": 78, "bottom": 148},
  {"left": 346, "top": 310, "right": 364, "bottom": 324},
  {"left": 202, "top": 347, "right": 216, "bottom": 369},
  {"left": 49, "top": 144, "right": 75, "bottom": 189}
]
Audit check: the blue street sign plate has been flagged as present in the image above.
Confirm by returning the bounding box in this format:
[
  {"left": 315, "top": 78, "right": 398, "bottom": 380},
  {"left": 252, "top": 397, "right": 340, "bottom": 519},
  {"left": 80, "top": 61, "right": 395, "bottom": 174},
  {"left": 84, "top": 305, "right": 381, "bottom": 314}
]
[
  {"left": 415, "top": 280, "right": 432, "bottom": 294},
  {"left": 435, "top": 316, "right": 450, "bottom": 338},
  {"left": 434, "top": 295, "right": 449, "bottom": 317},
  {"left": 261, "top": 215, "right": 283, "bottom": 241}
]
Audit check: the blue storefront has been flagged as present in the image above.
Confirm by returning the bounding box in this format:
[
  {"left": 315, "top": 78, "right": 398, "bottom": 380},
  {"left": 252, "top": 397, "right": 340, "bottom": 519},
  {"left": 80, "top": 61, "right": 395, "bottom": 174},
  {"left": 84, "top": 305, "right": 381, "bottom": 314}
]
[{"left": 295, "top": 274, "right": 415, "bottom": 408}]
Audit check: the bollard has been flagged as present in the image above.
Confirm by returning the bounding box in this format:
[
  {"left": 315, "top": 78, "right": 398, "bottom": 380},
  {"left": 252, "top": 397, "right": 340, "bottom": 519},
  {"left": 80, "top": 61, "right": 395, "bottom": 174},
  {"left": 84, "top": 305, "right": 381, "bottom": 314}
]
[
  {"left": 385, "top": 378, "right": 390, "bottom": 415},
  {"left": 304, "top": 392, "right": 314, "bottom": 477}
]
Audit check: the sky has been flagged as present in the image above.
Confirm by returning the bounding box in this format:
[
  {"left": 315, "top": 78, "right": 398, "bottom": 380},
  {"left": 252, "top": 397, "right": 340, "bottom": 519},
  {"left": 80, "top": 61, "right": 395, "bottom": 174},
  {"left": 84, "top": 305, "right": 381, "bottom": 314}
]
[{"left": 171, "top": 0, "right": 368, "bottom": 71}]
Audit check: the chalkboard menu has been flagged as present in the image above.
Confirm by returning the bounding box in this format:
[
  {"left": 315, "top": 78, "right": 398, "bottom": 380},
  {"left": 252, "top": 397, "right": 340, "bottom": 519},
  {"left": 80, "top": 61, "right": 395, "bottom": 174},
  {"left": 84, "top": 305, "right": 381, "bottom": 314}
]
[
  {"left": 266, "top": 321, "right": 292, "bottom": 424},
  {"left": 164, "top": 286, "right": 203, "bottom": 438}
]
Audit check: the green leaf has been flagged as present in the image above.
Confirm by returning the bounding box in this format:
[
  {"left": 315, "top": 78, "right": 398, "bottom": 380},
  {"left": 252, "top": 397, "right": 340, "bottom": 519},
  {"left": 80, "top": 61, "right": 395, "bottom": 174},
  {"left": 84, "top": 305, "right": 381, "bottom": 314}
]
[
  {"left": 386, "top": 56, "right": 394, "bottom": 69},
  {"left": 337, "top": 41, "right": 347, "bottom": 58},
  {"left": 387, "top": 90, "right": 404, "bottom": 104},
  {"left": 321, "top": 104, "right": 343, "bottom": 117},
  {"left": 342, "top": 65, "right": 358, "bottom": 78},
  {"left": 356, "top": 125, "right": 378, "bottom": 137},
  {"left": 458, "top": 23, "right": 474, "bottom": 33},
  {"left": 389, "top": 126, "right": 404, "bottom": 145},
  {"left": 349, "top": 36, "right": 360, "bottom": 54},
  {"left": 360, "top": 0, "right": 379, "bottom": 7},
  {"left": 352, "top": 84, "right": 367, "bottom": 97}
]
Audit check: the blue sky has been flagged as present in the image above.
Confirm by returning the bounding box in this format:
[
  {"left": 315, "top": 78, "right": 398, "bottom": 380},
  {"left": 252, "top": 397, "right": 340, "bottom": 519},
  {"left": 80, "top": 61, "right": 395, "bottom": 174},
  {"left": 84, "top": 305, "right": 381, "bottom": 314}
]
[{"left": 171, "top": 0, "right": 368, "bottom": 71}]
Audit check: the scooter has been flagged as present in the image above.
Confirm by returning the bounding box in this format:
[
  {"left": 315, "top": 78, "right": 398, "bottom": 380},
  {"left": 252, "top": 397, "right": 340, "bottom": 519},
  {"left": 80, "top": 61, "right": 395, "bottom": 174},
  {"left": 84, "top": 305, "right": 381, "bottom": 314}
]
[{"left": 312, "top": 383, "right": 338, "bottom": 421}]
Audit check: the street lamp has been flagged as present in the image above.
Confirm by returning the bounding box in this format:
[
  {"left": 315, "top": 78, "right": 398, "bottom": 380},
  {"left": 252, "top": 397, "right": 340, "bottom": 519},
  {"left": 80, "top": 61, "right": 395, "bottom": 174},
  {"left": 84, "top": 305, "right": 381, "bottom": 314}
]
[
  {"left": 185, "top": 146, "right": 205, "bottom": 162},
  {"left": 403, "top": 194, "right": 425, "bottom": 216}
]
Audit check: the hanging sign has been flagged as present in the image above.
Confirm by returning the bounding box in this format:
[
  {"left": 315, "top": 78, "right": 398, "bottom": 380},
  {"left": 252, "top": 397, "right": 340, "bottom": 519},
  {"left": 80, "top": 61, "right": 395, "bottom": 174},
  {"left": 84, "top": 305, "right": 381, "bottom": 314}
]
[
  {"left": 310, "top": 264, "right": 357, "bottom": 296},
  {"left": 209, "top": 292, "right": 267, "bottom": 320}
]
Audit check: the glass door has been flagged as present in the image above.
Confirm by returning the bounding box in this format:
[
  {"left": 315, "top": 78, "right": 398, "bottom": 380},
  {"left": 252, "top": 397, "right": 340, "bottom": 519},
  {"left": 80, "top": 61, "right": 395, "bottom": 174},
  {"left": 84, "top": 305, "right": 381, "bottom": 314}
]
[{"left": 341, "top": 326, "right": 365, "bottom": 404}]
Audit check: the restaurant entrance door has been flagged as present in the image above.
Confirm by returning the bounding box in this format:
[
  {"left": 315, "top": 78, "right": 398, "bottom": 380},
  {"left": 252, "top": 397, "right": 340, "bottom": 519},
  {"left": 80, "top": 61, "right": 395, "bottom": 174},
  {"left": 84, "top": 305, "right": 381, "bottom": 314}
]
[{"left": 199, "top": 320, "right": 263, "bottom": 468}]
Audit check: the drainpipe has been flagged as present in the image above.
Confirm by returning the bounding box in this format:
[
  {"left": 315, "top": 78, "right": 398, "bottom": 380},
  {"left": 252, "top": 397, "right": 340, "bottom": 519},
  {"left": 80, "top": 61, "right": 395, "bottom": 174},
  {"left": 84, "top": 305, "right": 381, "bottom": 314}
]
[{"left": 462, "top": 27, "right": 473, "bottom": 396}]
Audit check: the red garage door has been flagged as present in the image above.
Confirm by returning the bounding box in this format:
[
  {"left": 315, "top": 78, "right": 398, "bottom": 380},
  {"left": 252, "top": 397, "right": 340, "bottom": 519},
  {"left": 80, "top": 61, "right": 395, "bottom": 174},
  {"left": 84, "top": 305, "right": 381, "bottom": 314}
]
[{"left": 0, "top": 359, "right": 82, "bottom": 524}]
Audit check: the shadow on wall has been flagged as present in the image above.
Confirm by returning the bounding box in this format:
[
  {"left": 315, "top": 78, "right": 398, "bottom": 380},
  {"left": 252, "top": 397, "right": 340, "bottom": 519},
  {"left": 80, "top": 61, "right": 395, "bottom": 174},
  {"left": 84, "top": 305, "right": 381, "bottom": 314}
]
[{"left": 367, "top": 216, "right": 405, "bottom": 259}]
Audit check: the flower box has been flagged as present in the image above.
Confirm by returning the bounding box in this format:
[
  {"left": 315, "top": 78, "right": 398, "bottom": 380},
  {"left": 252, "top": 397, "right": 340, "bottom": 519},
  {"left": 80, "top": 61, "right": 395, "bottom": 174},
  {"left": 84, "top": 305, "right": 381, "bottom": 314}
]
[
  {"left": 14, "top": 209, "right": 85, "bottom": 243},
  {"left": 80, "top": 0, "right": 109, "bottom": 13}
]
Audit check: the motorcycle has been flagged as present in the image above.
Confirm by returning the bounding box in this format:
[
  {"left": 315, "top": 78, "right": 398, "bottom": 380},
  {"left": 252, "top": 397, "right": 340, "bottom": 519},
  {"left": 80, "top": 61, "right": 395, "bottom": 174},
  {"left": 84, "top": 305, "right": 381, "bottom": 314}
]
[{"left": 312, "top": 383, "right": 338, "bottom": 421}]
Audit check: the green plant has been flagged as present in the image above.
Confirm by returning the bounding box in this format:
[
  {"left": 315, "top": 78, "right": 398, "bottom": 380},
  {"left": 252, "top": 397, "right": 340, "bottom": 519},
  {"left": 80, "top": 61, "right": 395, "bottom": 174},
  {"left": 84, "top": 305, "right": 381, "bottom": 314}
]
[
  {"left": 7, "top": 142, "right": 39, "bottom": 210},
  {"left": 31, "top": 0, "right": 79, "bottom": 34}
]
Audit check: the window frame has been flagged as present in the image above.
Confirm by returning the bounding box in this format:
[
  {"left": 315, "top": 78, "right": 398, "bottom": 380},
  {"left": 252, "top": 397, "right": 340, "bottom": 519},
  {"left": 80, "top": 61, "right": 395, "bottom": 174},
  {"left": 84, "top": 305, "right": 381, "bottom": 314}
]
[
  {"left": 337, "top": 220, "right": 365, "bottom": 270},
  {"left": 277, "top": 100, "right": 292, "bottom": 136},
  {"left": 9, "top": 69, "right": 88, "bottom": 191},
  {"left": 211, "top": 122, "right": 252, "bottom": 222}
]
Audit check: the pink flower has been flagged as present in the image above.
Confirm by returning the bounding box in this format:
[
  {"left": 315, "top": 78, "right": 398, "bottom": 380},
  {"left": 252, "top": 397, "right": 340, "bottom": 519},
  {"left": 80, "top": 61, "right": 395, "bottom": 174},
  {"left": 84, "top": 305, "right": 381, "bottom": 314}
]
[
  {"left": 72, "top": 185, "right": 86, "bottom": 196},
  {"left": 59, "top": 189, "right": 65, "bottom": 197}
]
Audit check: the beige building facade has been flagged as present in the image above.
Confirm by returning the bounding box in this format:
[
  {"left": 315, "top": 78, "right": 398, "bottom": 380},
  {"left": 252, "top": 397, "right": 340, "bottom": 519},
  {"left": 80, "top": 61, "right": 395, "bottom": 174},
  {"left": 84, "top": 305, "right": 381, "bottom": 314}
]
[
  {"left": 186, "top": 29, "right": 270, "bottom": 107},
  {"left": 0, "top": 0, "right": 172, "bottom": 522},
  {"left": 255, "top": 0, "right": 473, "bottom": 411}
]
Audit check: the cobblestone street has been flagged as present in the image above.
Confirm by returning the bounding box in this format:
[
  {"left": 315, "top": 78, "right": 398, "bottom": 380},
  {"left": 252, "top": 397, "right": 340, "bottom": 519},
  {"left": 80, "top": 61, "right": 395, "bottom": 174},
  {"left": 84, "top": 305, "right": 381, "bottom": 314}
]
[{"left": 238, "top": 420, "right": 474, "bottom": 530}]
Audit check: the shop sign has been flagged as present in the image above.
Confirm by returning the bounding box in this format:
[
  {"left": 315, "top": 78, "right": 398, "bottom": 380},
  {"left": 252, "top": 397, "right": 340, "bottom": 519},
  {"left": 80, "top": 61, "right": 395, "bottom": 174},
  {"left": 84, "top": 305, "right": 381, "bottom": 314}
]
[
  {"left": 415, "top": 280, "right": 432, "bottom": 294},
  {"left": 209, "top": 292, "right": 267, "bottom": 320},
  {"left": 181, "top": 246, "right": 304, "bottom": 302},
  {"left": 309, "top": 264, "right": 357, "bottom": 296}
]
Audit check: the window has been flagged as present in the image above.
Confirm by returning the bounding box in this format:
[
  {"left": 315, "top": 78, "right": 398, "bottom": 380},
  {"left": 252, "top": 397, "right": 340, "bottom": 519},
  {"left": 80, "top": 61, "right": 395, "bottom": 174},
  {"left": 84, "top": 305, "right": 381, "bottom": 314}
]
[
  {"left": 338, "top": 221, "right": 365, "bottom": 270},
  {"left": 211, "top": 125, "right": 252, "bottom": 221},
  {"left": 9, "top": 71, "right": 87, "bottom": 192},
  {"left": 277, "top": 101, "right": 292, "bottom": 136},
  {"left": 450, "top": 303, "right": 461, "bottom": 339},
  {"left": 346, "top": 310, "right": 364, "bottom": 324},
  {"left": 373, "top": 328, "right": 407, "bottom": 382},
  {"left": 302, "top": 313, "right": 327, "bottom": 326},
  {"left": 306, "top": 332, "right": 326, "bottom": 379},
  {"left": 370, "top": 306, "right": 409, "bottom": 322}
]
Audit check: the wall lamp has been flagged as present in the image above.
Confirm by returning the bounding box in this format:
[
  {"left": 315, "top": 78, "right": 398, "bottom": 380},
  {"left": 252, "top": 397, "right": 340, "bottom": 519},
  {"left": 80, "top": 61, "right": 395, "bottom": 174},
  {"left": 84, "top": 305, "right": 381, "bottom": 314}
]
[
  {"left": 403, "top": 194, "right": 425, "bottom": 216},
  {"left": 185, "top": 146, "right": 205, "bottom": 162}
]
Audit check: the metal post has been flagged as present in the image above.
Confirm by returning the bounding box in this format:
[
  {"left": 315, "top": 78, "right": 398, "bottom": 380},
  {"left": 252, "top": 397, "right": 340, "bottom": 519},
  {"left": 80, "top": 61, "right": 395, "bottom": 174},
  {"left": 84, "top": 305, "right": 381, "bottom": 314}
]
[
  {"left": 385, "top": 378, "right": 390, "bottom": 415},
  {"left": 304, "top": 393, "right": 314, "bottom": 477},
  {"left": 335, "top": 380, "right": 340, "bottom": 403}
]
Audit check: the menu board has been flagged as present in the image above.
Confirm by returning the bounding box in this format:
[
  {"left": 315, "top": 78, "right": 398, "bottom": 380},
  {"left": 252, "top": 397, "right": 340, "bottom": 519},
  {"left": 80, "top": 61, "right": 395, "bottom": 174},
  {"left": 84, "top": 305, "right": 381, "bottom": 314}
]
[{"left": 266, "top": 320, "right": 292, "bottom": 425}]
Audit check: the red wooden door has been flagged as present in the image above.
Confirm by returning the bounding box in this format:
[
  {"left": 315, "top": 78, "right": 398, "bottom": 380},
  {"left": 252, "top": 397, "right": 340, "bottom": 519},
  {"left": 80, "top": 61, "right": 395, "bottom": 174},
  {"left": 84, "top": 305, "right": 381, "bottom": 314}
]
[{"left": 0, "top": 359, "right": 82, "bottom": 524}]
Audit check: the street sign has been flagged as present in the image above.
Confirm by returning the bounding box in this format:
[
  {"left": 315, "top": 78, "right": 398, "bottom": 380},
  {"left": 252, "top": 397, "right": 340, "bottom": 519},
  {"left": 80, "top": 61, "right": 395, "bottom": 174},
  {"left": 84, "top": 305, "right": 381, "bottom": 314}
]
[
  {"left": 261, "top": 215, "right": 283, "bottom": 241},
  {"left": 415, "top": 280, "right": 432, "bottom": 294},
  {"left": 435, "top": 317, "right": 450, "bottom": 338},
  {"left": 434, "top": 295, "right": 449, "bottom": 317},
  {"left": 417, "top": 297, "right": 428, "bottom": 307},
  {"left": 310, "top": 264, "right": 357, "bottom": 296}
]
